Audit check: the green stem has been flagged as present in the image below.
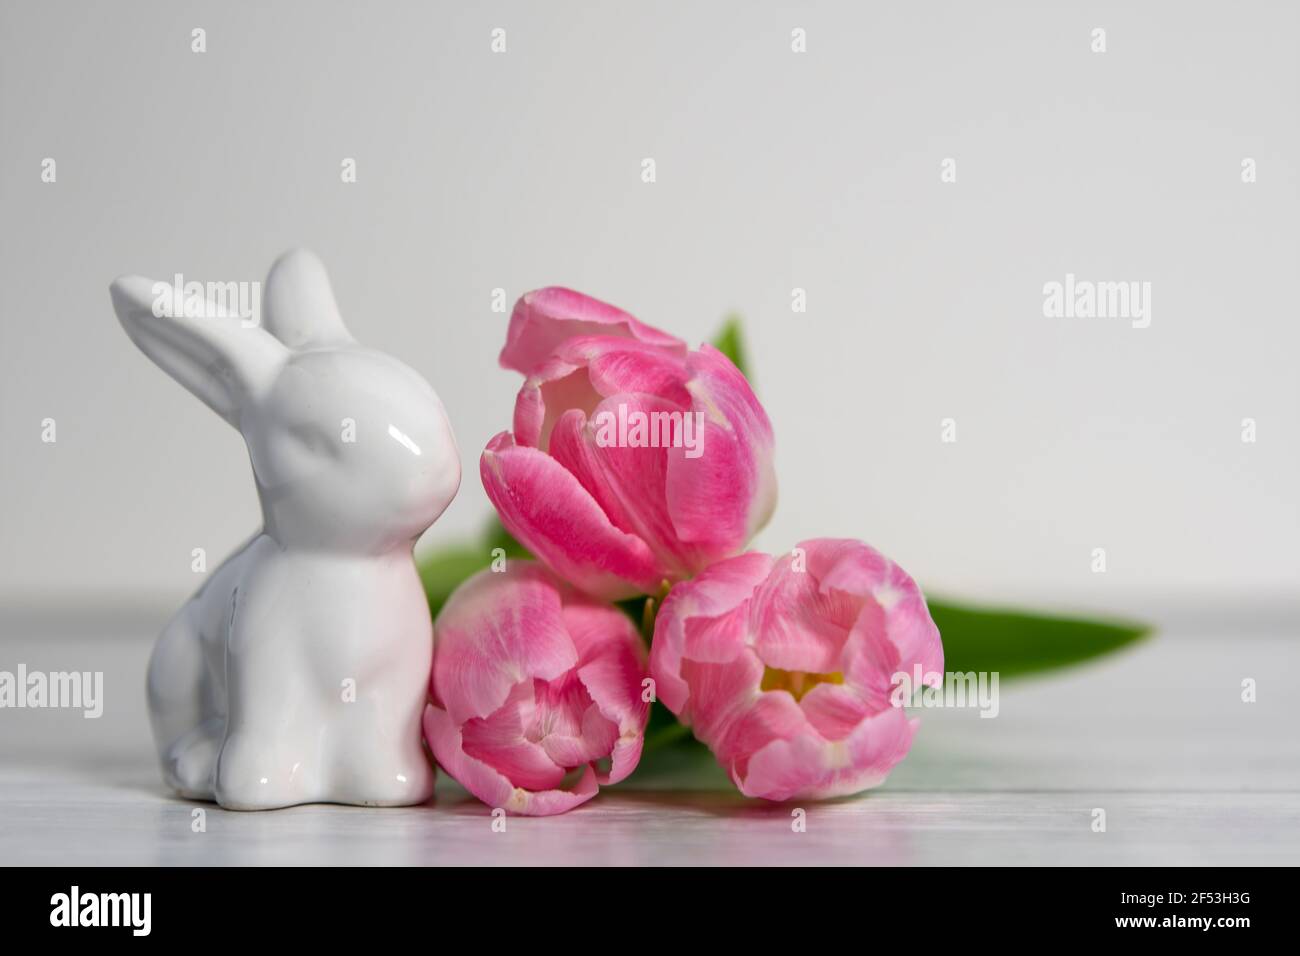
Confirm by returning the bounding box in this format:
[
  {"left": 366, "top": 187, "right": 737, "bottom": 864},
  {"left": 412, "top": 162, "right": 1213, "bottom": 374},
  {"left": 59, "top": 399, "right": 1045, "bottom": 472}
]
[{"left": 642, "top": 721, "right": 693, "bottom": 753}]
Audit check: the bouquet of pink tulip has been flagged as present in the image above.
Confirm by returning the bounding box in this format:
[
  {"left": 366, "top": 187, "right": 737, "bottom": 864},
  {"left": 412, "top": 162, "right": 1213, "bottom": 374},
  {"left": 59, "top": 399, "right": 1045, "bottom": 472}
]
[{"left": 419, "top": 290, "right": 1147, "bottom": 815}]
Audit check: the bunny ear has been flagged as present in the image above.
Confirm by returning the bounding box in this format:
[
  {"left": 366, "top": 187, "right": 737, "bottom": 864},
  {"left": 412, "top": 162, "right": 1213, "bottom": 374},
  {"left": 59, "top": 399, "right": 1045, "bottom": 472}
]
[
  {"left": 261, "top": 248, "right": 354, "bottom": 349},
  {"left": 110, "top": 275, "right": 288, "bottom": 429}
]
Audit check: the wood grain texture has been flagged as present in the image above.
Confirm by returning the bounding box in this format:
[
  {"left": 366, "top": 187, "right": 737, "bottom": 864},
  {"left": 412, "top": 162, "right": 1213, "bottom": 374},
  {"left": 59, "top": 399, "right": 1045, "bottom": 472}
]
[{"left": 1, "top": 606, "right": 1296, "bottom": 866}]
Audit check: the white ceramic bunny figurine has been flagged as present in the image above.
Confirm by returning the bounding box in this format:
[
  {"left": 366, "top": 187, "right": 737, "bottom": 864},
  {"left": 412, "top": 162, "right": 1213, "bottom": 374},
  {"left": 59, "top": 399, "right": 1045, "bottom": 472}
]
[{"left": 110, "top": 249, "right": 460, "bottom": 810}]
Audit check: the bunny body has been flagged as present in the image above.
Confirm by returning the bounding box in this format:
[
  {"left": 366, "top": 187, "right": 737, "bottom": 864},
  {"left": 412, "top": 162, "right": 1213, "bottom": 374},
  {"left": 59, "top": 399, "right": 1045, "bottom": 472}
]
[{"left": 112, "top": 250, "right": 460, "bottom": 810}]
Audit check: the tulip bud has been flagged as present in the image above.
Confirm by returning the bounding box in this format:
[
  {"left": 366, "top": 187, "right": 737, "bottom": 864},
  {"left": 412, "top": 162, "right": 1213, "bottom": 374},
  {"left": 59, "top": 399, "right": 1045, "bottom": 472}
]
[
  {"left": 482, "top": 288, "right": 777, "bottom": 601},
  {"left": 649, "top": 539, "right": 943, "bottom": 801},
  {"left": 424, "top": 562, "right": 649, "bottom": 815}
]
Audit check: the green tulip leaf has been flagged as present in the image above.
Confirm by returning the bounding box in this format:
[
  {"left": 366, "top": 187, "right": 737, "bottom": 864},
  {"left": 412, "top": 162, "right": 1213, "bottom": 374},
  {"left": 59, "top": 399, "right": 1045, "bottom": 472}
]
[
  {"left": 928, "top": 598, "right": 1151, "bottom": 679},
  {"left": 483, "top": 515, "right": 531, "bottom": 560},
  {"left": 418, "top": 517, "right": 532, "bottom": 621},
  {"left": 711, "top": 315, "right": 749, "bottom": 378},
  {"left": 417, "top": 543, "right": 497, "bottom": 623}
]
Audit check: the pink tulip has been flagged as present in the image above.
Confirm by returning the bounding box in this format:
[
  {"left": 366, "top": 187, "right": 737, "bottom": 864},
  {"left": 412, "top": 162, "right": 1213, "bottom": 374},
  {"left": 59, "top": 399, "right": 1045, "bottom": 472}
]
[
  {"left": 482, "top": 288, "right": 778, "bottom": 602},
  {"left": 500, "top": 286, "right": 688, "bottom": 377},
  {"left": 649, "top": 539, "right": 944, "bottom": 801},
  {"left": 423, "top": 562, "right": 649, "bottom": 815}
]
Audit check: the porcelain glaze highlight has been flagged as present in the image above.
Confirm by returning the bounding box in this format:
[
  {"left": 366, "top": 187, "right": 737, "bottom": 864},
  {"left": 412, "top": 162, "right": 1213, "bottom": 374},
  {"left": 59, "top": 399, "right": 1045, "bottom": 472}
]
[{"left": 110, "top": 249, "right": 460, "bottom": 810}]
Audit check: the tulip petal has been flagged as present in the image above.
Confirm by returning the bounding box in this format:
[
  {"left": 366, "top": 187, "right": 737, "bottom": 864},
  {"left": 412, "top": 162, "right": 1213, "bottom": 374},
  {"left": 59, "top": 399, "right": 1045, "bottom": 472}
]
[
  {"left": 806, "top": 537, "right": 891, "bottom": 591},
  {"left": 431, "top": 565, "right": 579, "bottom": 726},
  {"left": 787, "top": 538, "right": 943, "bottom": 703},
  {"left": 532, "top": 672, "right": 620, "bottom": 769},
  {"left": 539, "top": 703, "right": 619, "bottom": 769},
  {"left": 841, "top": 598, "right": 906, "bottom": 705},
  {"left": 798, "top": 681, "right": 874, "bottom": 741},
  {"left": 679, "top": 653, "right": 764, "bottom": 745},
  {"left": 513, "top": 337, "right": 693, "bottom": 452},
  {"left": 460, "top": 680, "right": 568, "bottom": 791},
  {"left": 501, "top": 287, "right": 685, "bottom": 376},
  {"left": 646, "top": 622, "right": 690, "bottom": 720},
  {"left": 841, "top": 708, "right": 920, "bottom": 794},
  {"left": 738, "top": 706, "right": 917, "bottom": 801},
  {"left": 576, "top": 653, "right": 649, "bottom": 785},
  {"left": 559, "top": 599, "right": 649, "bottom": 785},
  {"left": 580, "top": 393, "right": 712, "bottom": 576},
  {"left": 666, "top": 345, "right": 776, "bottom": 551},
  {"left": 512, "top": 383, "right": 546, "bottom": 449},
  {"left": 650, "top": 552, "right": 773, "bottom": 719},
  {"left": 800, "top": 539, "right": 938, "bottom": 657},
  {"left": 682, "top": 602, "right": 752, "bottom": 664},
  {"left": 882, "top": 563, "right": 946, "bottom": 677},
  {"left": 560, "top": 598, "right": 644, "bottom": 661},
  {"left": 547, "top": 409, "right": 647, "bottom": 541},
  {"left": 512, "top": 356, "right": 600, "bottom": 451},
  {"left": 424, "top": 704, "right": 600, "bottom": 816},
  {"left": 671, "top": 550, "right": 776, "bottom": 615},
  {"left": 715, "top": 687, "right": 808, "bottom": 784},
  {"left": 749, "top": 549, "right": 859, "bottom": 674},
  {"left": 553, "top": 336, "right": 692, "bottom": 407},
  {"left": 481, "top": 432, "right": 663, "bottom": 600},
  {"left": 734, "top": 731, "right": 827, "bottom": 801}
]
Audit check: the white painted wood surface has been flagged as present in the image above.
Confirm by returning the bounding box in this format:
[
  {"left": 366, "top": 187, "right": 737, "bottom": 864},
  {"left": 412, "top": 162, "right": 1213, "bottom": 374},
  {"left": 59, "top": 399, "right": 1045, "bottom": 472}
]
[{"left": 2, "top": 605, "right": 1296, "bottom": 865}]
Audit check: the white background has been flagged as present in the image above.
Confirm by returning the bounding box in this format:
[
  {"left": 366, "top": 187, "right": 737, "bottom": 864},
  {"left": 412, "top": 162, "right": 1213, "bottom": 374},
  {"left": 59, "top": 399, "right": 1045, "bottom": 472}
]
[{"left": 2, "top": 1, "right": 1296, "bottom": 616}]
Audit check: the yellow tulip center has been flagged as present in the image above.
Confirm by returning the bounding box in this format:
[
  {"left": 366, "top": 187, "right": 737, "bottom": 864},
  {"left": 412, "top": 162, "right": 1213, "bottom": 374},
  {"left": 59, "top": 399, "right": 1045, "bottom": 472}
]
[{"left": 760, "top": 667, "right": 844, "bottom": 701}]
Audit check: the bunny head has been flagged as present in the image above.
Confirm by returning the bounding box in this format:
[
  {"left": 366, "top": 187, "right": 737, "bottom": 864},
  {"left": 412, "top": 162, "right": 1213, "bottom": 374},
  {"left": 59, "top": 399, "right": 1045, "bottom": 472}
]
[{"left": 110, "top": 249, "right": 461, "bottom": 552}]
